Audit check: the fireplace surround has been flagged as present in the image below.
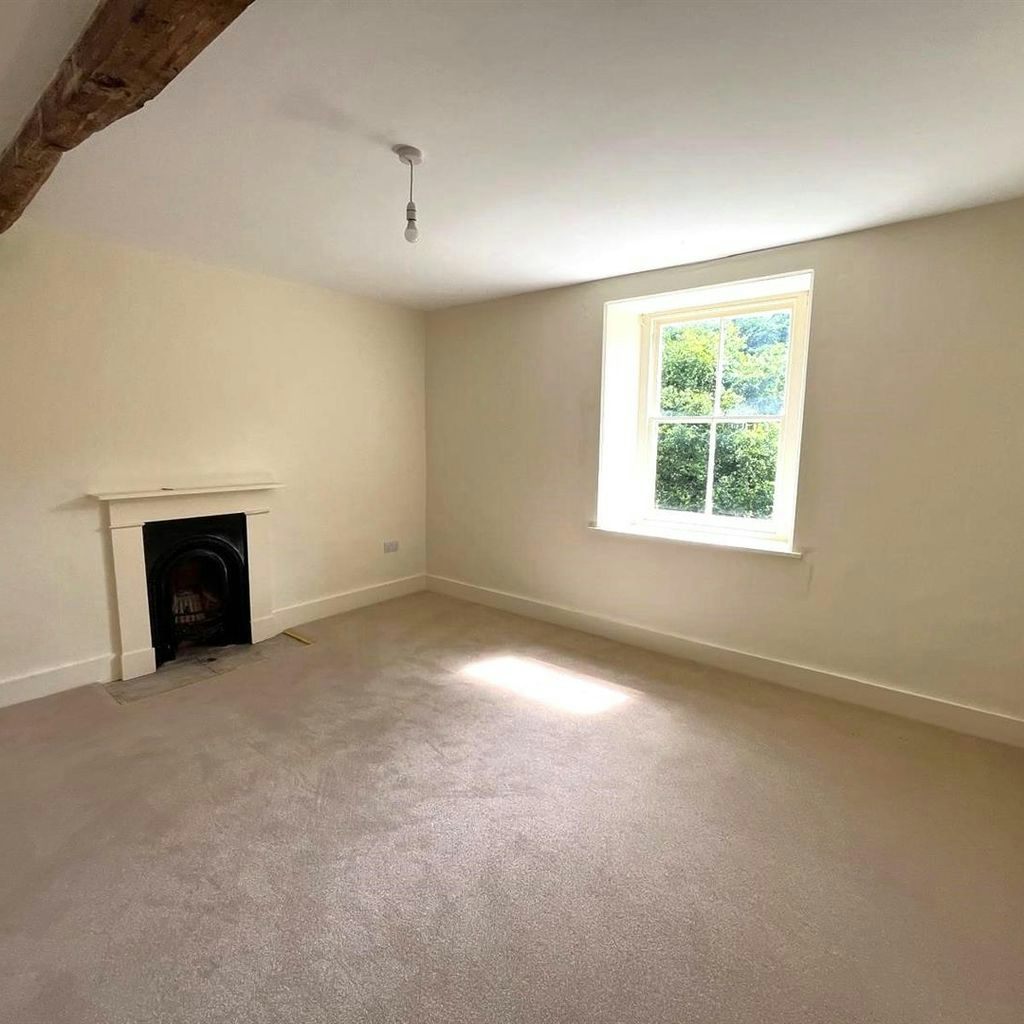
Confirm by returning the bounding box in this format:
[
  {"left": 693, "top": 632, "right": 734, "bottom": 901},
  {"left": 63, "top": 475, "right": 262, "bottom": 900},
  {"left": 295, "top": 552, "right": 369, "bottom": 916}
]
[{"left": 93, "top": 482, "right": 281, "bottom": 679}]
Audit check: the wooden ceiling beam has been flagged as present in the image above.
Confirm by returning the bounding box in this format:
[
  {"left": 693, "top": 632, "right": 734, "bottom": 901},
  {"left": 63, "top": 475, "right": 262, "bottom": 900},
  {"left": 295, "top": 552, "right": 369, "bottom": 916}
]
[{"left": 0, "top": 0, "right": 255, "bottom": 233}]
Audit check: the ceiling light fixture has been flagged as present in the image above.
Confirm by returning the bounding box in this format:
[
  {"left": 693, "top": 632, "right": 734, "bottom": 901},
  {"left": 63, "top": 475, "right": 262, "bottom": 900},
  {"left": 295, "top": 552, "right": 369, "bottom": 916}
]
[{"left": 392, "top": 144, "right": 423, "bottom": 243}]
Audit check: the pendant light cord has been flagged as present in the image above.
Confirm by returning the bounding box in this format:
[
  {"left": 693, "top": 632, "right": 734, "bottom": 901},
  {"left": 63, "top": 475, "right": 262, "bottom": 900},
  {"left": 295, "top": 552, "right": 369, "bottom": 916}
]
[{"left": 409, "top": 161, "right": 415, "bottom": 204}]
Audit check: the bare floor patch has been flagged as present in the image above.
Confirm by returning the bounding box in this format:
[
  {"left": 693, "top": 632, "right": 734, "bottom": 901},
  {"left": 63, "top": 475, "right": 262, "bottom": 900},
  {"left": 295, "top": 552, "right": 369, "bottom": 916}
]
[{"left": 103, "top": 631, "right": 311, "bottom": 704}]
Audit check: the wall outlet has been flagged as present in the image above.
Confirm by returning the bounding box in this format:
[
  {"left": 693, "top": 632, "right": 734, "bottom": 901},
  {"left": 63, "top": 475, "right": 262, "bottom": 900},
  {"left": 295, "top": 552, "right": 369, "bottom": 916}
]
[{"left": 383, "top": 540, "right": 399, "bottom": 553}]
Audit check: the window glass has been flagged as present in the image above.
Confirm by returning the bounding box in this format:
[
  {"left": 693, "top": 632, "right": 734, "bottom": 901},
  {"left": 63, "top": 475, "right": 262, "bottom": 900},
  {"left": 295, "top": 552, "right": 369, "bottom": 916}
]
[
  {"left": 712, "top": 422, "right": 780, "bottom": 519},
  {"left": 719, "top": 311, "right": 791, "bottom": 417},
  {"left": 659, "top": 318, "right": 719, "bottom": 416},
  {"left": 655, "top": 423, "right": 710, "bottom": 512}
]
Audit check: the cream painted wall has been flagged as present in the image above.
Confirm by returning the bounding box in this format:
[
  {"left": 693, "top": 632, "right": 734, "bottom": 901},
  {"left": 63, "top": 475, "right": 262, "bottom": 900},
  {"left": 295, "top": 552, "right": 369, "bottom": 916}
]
[
  {"left": 0, "top": 223, "right": 425, "bottom": 687},
  {"left": 426, "top": 199, "right": 1024, "bottom": 720}
]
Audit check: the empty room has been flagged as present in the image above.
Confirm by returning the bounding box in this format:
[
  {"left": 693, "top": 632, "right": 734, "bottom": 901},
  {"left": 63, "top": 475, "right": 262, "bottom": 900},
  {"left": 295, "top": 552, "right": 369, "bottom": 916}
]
[{"left": 2, "top": 1, "right": 1023, "bottom": 1021}]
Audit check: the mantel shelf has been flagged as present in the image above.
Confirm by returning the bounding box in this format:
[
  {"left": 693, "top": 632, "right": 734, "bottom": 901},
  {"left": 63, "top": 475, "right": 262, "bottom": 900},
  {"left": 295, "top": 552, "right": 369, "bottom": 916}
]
[{"left": 90, "top": 482, "right": 284, "bottom": 502}]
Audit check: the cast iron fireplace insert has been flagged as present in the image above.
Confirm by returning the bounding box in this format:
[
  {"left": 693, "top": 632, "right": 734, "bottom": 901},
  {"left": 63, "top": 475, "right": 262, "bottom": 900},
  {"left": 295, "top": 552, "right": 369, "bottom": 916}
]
[{"left": 143, "top": 513, "right": 251, "bottom": 667}]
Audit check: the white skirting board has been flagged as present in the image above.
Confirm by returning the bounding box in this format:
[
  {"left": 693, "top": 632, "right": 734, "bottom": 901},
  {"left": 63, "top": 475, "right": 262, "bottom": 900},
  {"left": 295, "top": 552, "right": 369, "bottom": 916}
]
[
  {"left": 271, "top": 574, "right": 426, "bottom": 633},
  {"left": 0, "top": 653, "right": 120, "bottom": 710},
  {"left": 426, "top": 574, "right": 1024, "bottom": 749},
  {"left": 0, "top": 574, "right": 427, "bottom": 710}
]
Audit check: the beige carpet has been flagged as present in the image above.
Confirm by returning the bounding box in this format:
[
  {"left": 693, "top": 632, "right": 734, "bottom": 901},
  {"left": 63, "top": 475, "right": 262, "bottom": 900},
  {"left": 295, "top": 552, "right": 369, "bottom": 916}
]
[{"left": 1, "top": 591, "right": 1022, "bottom": 1023}]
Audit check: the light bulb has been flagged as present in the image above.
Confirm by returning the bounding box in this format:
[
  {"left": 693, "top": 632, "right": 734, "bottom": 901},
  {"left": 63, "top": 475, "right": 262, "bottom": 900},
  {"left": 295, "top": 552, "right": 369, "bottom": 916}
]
[{"left": 404, "top": 200, "right": 418, "bottom": 243}]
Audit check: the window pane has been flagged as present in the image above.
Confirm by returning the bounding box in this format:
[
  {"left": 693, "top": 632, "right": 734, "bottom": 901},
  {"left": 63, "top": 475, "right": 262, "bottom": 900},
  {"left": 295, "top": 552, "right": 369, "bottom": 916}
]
[
  {"left": 720, "top": 310, "right": 791, "bottom": 416},
  {"left": 712, "top": 422, "right": 780, "bottom": 519},
  {"left": 659, "top": 318, "right": 719, "bottom": 415},
  {"left": 656, "top": 423, "right": 710, "bottom": 512}
]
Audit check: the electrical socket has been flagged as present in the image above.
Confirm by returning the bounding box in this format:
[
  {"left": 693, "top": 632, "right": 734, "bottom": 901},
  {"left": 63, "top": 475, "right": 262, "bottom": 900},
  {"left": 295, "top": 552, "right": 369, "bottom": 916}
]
[{"left": 383, "top": 540, "right": 399, "bottom": 553}]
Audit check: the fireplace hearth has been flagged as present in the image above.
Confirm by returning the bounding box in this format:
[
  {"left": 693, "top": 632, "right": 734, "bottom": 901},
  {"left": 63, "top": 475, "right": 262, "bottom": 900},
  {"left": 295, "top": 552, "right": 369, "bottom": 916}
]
[{"left": 143, "top": 513, "right": 252, "bottom": 667}]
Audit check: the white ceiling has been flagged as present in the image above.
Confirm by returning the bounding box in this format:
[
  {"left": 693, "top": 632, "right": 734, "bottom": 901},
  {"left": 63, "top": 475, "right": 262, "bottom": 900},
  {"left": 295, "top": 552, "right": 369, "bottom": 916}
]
[
  {"left": 5, "top": 0, "right": 1024, "bottom": 309},
  {"left": 0, "top": 0, "right": 99, "bottom": 141}
]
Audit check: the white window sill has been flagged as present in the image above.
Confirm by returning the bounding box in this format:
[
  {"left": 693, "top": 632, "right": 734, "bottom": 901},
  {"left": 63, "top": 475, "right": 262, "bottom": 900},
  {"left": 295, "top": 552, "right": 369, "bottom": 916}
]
[{"left": 589, "top": 522, "right": 802, "bottom": 558}]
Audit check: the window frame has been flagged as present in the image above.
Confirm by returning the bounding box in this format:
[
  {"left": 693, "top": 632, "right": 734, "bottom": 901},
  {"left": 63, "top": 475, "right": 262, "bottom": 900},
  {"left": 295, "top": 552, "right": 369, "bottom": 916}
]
[{"left": 628, "top": 289, "right": 810, "bottom": 548}]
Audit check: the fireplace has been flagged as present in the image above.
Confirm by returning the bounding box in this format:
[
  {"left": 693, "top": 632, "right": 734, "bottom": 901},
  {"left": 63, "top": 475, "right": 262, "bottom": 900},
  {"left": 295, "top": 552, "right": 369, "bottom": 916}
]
[
  {"left": 143, "top": 513, "right": 252, "bottom": 667},
  {"left": 93, "top": 481, "right": 280, "bottom": 679}
]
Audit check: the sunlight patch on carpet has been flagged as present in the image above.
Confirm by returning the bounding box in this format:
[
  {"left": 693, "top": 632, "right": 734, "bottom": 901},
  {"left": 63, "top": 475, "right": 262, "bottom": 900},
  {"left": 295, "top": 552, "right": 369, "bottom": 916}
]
[{"left": 461, "top": 655, "right": 630, "bottom": 714}]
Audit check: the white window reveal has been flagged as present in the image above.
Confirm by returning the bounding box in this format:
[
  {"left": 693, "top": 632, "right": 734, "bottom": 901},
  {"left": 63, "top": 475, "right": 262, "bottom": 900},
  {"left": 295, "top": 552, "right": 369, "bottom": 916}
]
[{"left": 595, "top": 272, "right": 812, "bottom": 554}]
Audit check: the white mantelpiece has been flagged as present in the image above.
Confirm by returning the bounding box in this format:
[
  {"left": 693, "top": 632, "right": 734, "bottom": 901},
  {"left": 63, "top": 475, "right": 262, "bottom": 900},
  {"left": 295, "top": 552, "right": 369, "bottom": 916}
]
[{"left": 92, "top": 482, "right": 282, "bottom": 680}]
